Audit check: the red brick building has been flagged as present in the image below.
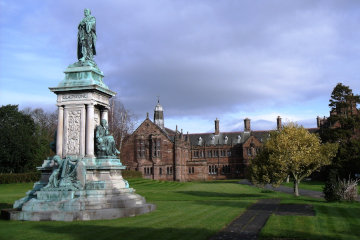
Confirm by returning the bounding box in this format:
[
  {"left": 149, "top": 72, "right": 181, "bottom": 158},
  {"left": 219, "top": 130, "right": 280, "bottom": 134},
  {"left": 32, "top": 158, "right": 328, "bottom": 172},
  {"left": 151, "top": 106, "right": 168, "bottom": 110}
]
[{"left": 121, "top": 101, "right": 288, "bottom": 181}]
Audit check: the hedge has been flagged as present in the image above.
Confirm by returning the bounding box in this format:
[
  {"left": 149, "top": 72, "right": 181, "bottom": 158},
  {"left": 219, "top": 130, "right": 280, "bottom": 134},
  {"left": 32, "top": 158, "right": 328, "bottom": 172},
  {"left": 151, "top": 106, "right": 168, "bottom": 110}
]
[
  {"left": 0, "top": 170, "right": 142, "bottom": 184},
  {"left": 0, "top": 172, "right": 41, "bottom": 184},
  {"left": 122, "top": 170, "right": 143, "bottom": 179}
]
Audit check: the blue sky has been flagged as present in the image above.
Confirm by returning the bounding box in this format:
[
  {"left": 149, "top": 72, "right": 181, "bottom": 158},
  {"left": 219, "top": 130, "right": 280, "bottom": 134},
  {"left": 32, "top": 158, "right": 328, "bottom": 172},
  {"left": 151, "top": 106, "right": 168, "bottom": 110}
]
[{"left": 1, "top": 0, "right": 360, "bottom": 133}]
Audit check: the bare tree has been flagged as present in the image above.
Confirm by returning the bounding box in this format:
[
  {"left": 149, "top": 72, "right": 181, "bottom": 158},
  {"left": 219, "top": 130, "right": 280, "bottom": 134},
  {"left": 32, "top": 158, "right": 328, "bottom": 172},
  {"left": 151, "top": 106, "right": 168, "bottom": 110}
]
[{"left": 108, "top": 97, "right": 138, "bottom": 151}]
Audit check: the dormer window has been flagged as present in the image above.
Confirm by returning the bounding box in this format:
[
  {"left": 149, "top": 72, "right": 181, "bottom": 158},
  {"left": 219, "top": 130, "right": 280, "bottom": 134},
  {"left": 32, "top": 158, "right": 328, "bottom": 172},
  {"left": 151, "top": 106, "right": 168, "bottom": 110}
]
[
  {"left": 237, "top": 135, "right": 241, "bottom": 143},
  {"left": 198, "top": 137, "right": 203, "bottom": 146},
  {"left": 224, "top": 136, "right": 228, "bottom": 144},
  {"left": 210, "top": 135, "right": 215, "bottom": 145}
]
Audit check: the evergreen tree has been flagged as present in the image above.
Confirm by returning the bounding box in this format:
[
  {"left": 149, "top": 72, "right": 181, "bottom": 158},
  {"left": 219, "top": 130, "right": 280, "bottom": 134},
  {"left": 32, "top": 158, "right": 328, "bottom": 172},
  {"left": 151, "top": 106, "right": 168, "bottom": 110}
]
[
  {"left": 0, "top": 105, "right": 37, "bottom": 173},
  {"left": 319, "top": 83, "right": 360, "bottom": 178}
]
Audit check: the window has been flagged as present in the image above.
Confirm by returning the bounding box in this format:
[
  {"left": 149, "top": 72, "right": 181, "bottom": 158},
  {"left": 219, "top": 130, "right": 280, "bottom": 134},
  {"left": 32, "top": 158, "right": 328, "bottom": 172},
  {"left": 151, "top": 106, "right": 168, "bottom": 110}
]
[
  {"left": 152, "top": 138, "right": 161, "bottom": 157},
  {"left": 224, "top": 136, "right": 228, "bottom": 144},
  {"left": 137, "top": 139, "right": 145, "bottom": 157},
  {"left": 193, "top": 151, "right": 199, "bottom": 158},
  {"left": 159, "top": 168, "right": 162, "bottom": 175},
  {"left": 208, "top": 150, "right": 212, "bottom": 158},
  {"left": 137, "top": 140, "right": 145, "bottom": 157},
  {"left": 247, "top": 148, "right": 252, "bottom": 156},
  {"left": 200, "top": 151, "right": 204, "bottom": 158},
  {"left": 227, "top": 150, "right": 232, "bottom": 157},
  {"left": 208, "top": 165, "right": 218, "bottom": 175},
  {"left": 144, "top": 167, "right": 152, "bottom": 175},
  {"left": 167, "top": 166, "right": 173, "bottom": 175},
  {"left": 221, "top": 165, "right": 231, "bottom": 174},
  {"left": 214, "top": 150, "right": 219, "bottom": 157},
  {"left": 188, "top": 167, "right": 195, "bottom": 174}
]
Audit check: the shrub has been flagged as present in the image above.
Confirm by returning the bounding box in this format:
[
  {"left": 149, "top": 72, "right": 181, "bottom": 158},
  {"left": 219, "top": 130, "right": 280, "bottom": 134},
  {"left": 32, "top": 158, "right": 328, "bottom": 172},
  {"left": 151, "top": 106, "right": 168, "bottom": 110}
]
[
  {"left": 122, "top": 170, "right": 143, "bottom": 179},
  {"left": 323, "top": 173, "right": 359, "bottom": 202},
  {"left": 0, "top": 172, "right": 41, "bottom": 184}
]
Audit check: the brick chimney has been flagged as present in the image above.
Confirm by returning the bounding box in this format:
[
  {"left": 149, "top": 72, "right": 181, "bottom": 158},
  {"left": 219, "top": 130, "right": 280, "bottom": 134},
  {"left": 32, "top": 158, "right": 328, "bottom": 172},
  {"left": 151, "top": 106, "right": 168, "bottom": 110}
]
[
  {"left": 316, "top": 116, "right": 321, "bottom": 128},
  {"left": 244, "top": 118, "right": 251, "bottom": 132},
  {"left": 215, "top": 118, "right": 220, "bottom": 135},
  {"left": 277, "top": 116, "right": 282, "bottom": 130}
]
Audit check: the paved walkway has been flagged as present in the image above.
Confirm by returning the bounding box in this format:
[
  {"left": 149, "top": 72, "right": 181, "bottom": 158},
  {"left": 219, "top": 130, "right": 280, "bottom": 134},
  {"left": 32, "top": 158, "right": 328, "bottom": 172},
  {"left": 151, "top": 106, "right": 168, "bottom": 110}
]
[
  {"left": 209, "top": 198, "right": 280, "bottom": 240},
  {"left": 209, "top": 198, "right": 314, "bottom": 240}
]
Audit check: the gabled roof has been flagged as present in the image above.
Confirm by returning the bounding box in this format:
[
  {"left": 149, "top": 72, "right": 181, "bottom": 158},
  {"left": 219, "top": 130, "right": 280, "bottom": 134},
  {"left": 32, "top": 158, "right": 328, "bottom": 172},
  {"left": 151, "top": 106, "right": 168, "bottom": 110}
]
[{"left": 133, "top": 118, "right": 172, "bottom": 141}]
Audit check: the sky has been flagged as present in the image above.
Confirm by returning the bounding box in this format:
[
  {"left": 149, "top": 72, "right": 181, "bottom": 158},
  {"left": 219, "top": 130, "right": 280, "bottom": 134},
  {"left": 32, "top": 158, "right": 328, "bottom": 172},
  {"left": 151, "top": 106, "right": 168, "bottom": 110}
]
[{"left": 1, "top": 0, "right": 360, "bottom": 134}]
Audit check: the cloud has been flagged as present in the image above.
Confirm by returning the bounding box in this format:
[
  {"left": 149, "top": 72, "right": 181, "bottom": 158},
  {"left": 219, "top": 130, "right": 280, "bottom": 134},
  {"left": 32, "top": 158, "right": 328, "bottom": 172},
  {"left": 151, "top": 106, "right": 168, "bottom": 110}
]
[{"left": 1, "top": 0, "right": 360, "bottom": 132}]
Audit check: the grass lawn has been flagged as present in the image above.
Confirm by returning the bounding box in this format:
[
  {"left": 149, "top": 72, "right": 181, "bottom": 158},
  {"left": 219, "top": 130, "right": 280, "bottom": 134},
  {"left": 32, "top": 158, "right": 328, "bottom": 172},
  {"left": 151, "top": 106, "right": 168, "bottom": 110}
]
[
  {"left": 282, "top": 180, "right": 360, "bottom": 194},
  {"left": 0, "top": 179, "right": 359, "bottom": 240},
  {"left": 282, "top": 180, "right": 325, "bottom": 192}
]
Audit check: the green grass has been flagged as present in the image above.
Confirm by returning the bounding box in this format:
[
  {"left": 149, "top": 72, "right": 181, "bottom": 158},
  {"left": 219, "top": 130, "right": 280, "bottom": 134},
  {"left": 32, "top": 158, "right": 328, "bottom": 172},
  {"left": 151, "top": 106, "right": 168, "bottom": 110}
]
[
  {"left": 282, "top": 180, "right": 360, "bottom": 194},
  {"left": 1, "top": 179, "right": 360, "bottom": 240},
  {"left": 261, "top": 198, "right": 360, "bottom": 240},
  {"left": 282, "top": 180, "right": 325, "bottom": 192}
]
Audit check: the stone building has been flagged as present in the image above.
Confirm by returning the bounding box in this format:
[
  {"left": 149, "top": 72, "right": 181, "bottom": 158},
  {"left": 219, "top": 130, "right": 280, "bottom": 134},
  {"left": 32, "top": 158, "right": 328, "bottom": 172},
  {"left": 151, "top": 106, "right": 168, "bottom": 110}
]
[{"left": 121, "top": 101, "right": 291, "bottom": 181}]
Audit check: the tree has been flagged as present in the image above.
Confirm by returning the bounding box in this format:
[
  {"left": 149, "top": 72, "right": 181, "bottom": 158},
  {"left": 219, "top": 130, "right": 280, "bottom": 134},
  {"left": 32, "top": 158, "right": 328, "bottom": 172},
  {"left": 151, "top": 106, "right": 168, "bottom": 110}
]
[
  {"left": 249, "top": 123, "right": 338, "bottom": 196},
  {"left": 329, "top": 83, "right": 360, "bottom": 119},
  {"left": 108, "top": 97, "right": 138, "bottom": 151},
  {"left": 0, "top": 105, "right": 37, "bottom": 173},
  {"left": 22, "top": 107, "right": 58, "bottom": 166},
  {"left": 319, "top": 83, "right": 360, "bottom": 178}
]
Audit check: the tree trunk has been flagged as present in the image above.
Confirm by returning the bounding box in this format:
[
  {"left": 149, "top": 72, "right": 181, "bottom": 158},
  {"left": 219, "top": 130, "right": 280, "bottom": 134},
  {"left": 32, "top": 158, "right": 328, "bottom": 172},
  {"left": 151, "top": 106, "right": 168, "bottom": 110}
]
[
  {"left": 286, "top": 175, "right": 290, "bottom": 183},
  {"left": 293, "top": 178, "right": 300, "bottom": 196}
]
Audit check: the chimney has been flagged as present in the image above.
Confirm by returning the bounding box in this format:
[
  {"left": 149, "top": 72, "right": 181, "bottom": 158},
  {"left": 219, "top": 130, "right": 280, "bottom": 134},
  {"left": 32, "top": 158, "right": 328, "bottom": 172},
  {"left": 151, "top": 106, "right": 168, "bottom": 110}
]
[
  {"left": 277, "top": 116, "right": 282, "bottom": 130},
  {"left": 244, "top": 118, "right": 251, "bottom": 132},
  {"left": 316, "top": 116, "right": 321, "bottom": 128},
  {"left": 215, "top": 118, "right": 220, "bottom": 135}
]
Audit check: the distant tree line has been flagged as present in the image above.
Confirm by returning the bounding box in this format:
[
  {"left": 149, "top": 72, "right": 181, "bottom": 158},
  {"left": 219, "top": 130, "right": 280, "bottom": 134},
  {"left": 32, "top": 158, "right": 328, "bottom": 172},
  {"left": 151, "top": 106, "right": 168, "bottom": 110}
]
[{"left": 0, "top": 97, "right": 137, "bottom": 174}]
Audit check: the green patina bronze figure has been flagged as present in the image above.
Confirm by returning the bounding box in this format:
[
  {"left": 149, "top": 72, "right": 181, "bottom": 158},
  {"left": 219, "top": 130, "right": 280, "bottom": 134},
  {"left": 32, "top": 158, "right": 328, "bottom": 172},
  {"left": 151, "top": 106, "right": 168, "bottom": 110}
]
[
  {"left": 43, "top": 155, "right": 82, "bottom": 190},
  {"left": 78, "top": 8, "right": 96, "bottom": 63},
  {"left": 95, "top": 119, "right": 120, "bottom": 157}
]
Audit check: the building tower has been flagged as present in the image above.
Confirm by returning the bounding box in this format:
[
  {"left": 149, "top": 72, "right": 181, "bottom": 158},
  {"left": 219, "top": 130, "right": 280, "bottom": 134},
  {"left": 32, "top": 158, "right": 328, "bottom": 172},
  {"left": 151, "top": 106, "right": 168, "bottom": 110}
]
[{"left": 154, "top": 98, "right": 164, "bottom": 130}]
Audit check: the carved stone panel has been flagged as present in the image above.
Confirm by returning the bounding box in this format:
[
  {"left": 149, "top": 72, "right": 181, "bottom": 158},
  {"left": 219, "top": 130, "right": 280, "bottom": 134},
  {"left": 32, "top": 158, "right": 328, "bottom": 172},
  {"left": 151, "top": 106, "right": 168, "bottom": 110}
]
[
  {"left": 94, "top": 108, "right": 100, "bottom": 127},
  {"left": 66, "top": 110, "right": 81, "bottom": 155}
]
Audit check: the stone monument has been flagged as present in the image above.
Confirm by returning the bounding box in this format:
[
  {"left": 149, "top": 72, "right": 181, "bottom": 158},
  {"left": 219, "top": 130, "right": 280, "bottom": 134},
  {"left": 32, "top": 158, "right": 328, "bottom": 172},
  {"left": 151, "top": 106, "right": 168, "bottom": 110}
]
[{"left": 8, "top": 9, "right": 155, "bottom": 221}]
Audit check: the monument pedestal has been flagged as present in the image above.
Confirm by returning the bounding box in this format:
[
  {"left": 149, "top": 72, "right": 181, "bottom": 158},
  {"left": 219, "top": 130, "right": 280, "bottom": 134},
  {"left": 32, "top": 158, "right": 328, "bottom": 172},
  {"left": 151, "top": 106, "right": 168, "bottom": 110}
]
[{"left": 8, "top": 63, "right": 156, "bottom": 221}]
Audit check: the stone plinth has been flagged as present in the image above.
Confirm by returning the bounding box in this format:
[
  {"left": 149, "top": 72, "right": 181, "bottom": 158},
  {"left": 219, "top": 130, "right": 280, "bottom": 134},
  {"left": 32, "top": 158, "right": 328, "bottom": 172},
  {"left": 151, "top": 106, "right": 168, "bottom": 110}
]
[{"left": 9, "top": 157, "right": 156, "bottom": 221}]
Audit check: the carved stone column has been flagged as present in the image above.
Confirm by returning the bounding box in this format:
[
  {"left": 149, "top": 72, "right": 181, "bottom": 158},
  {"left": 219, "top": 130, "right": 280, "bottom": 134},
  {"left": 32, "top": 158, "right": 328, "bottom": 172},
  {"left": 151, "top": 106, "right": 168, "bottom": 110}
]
[
  {"left": 63, "top": 107, "right": 68, "bottom": 156},
  {"left": 56, "top": 106, "right": 64, "bottom": 158},
  {"left": 101, "top": 108, "right": 109, "bottom": 122},
  {"left": 86, "top": 104, "right": 95, "bottom": 157},
  {"left": 80, "top": 105, "right": 86, "bottom": 157}
]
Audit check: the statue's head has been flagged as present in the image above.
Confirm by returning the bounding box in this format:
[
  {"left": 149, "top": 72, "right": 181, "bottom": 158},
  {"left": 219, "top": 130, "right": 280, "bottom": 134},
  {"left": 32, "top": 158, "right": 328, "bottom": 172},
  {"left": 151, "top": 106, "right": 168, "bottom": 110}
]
[
  {"left": 53, "top": 155, "right": 61, "bottom": 164},
  {"left": 84, "top": 8, "right": 91, "bottom": 17},
  {"left": 101, "top": 119, "right": 108, "bottom": 127}
]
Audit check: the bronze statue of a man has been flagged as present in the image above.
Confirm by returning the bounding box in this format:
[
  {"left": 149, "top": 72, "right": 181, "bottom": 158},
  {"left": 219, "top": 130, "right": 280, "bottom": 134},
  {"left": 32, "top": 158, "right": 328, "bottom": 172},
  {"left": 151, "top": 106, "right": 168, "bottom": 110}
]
[
  {"left": 77, "top": 8, "right": 96, "bottom": 62},
  {"left": 95, "top": 119, "right": 120, "bottom": 157}
]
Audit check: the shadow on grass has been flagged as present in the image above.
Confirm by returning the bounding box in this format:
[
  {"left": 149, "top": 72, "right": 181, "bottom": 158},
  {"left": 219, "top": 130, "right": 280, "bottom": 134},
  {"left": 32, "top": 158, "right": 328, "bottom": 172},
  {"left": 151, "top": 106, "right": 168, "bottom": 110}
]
[
  {"left": 0, "top": 203, "right": 12, "bottom": 210},
  {"left": 261, "top": 229, "right": 354, "bottom": 240},
  {"left": 34, "top": 224, "right": 215, "bottom": 240},
  {"left": 176, "top": 191, "right": 263, "bottom": 199},
  {"left": 192, "top": 200, "right": 252, "bottom": 209},
  {"left": 194, "top": 180, "right": 242, "bottom": 184}
]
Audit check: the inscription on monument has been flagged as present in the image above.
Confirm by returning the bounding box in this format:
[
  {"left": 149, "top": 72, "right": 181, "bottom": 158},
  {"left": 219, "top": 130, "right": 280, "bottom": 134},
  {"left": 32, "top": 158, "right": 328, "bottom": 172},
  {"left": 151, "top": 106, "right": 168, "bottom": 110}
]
[
  {"left": 67, "top": 110, "right": 81, "bottom": 155},
  {"left": 62, "top": 93, "right": 88, "bottom": 101}
]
